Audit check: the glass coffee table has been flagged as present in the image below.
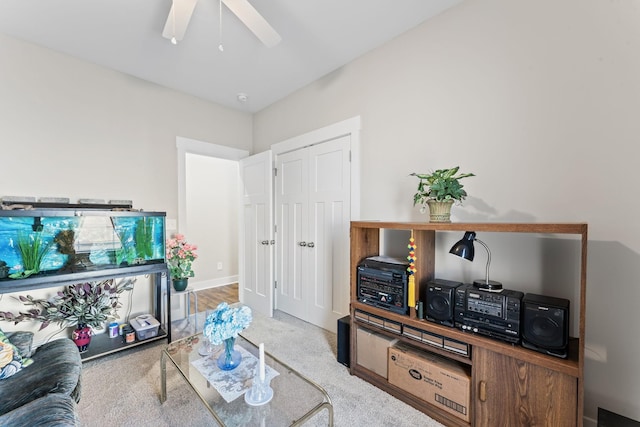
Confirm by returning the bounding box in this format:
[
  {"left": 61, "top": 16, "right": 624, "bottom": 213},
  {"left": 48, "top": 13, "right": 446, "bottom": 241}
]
[{"left": 161, "top": 333, "right": 334, "bottom": 426}]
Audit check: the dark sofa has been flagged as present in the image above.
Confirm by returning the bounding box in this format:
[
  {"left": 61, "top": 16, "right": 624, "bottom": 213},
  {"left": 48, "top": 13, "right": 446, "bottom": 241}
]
[{"left": 0, "top": 332, "right": 82, "bottom": 426}]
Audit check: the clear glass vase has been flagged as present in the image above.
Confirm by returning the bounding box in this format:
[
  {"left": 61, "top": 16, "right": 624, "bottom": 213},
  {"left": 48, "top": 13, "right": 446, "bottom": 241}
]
[{"left": 216, "top": 337, "right": 242, "bottom": 371}]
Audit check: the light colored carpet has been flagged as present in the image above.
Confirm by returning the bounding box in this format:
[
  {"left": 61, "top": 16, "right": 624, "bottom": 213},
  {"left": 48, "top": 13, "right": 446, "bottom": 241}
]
[{"left": 78, "top": 310, "right": 444, "bottom": 427}]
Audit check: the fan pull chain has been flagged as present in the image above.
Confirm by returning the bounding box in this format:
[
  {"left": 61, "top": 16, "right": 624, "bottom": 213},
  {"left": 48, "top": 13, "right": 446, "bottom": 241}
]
[
  {"left": 218, "top": 0, "right": 224, "bottom": 52},
  {"left": 171, "top": 2, "right": 177, "bottom": 45}
]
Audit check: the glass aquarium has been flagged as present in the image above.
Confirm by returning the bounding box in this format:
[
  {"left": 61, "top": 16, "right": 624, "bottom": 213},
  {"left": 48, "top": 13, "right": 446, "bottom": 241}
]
[{"left": 0, "top": 209, "right": 165, "bottom": 281}]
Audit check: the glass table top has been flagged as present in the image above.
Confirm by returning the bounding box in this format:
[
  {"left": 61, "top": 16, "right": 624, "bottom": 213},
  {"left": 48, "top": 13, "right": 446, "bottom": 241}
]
[{"left": 161, "top": 332, "right": 333, "bottom": 426}]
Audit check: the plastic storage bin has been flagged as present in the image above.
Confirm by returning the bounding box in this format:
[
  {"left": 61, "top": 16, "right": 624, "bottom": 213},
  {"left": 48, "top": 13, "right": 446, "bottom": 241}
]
[{"left": 130, "top": 314, "right": 160, "bottom": 340}]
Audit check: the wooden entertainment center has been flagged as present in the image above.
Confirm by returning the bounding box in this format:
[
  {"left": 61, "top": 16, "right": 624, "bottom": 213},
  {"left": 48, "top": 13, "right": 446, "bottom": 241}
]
[{"left": 349, "top": 221, "right": 587, "bottom": 427}]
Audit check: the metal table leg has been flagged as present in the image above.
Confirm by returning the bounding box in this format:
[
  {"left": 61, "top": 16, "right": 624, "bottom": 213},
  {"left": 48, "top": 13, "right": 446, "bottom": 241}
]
[
  {"left": 160, "top": 349, "right": 168, "bottom": 403},
  {"left": 192, "top": 289, "right": 198, "bottom": 331}
]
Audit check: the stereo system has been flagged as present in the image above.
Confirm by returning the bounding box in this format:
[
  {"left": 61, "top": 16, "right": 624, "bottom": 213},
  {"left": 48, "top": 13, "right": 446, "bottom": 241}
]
[
  {"left": 357, "top": 256, "right": 409, "bottom": 315},
  {"left": 357, "top": 256, "right": 570, "bottom": 358},
  {"left": 454, "top": 283, "right": 524, "bottom": 344}
]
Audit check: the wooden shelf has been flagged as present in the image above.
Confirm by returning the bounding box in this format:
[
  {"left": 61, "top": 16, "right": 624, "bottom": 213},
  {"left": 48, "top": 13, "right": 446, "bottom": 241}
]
[
  {"left": 351, "top": 221, "right": 587, "bottom": 234},
  {"left": 349, "top": 221, "right": 587, "bottom": 427},
  {"left": 352, "top": 301, "right": 580, "bottom": 377}
]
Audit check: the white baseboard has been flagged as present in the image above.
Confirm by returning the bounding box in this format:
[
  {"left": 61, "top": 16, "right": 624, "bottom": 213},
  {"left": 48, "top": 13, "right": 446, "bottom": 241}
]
[
  {"left": 169, "top": 276, "right": 237, "bottom": 321},
  {"left": 584, "top": 415, "right": 596, "bottom": 427},
  {"left": 187, "top": 276, "right": 238, "bottom": 292}
]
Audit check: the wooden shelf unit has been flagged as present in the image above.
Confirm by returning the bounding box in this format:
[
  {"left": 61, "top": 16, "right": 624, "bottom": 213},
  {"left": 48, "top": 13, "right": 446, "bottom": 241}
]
[{"left": 349, "top": 221, "right": 587, "bottom": 427}]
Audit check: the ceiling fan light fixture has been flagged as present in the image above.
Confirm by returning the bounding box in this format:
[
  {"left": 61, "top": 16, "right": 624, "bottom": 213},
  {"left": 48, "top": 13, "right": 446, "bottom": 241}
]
[
  {"left": 223, "top": 0, "right": 282, "bottom": 48},
  {"left": 163, "top": 0, "right": 280, "bottom": 48},
  {"left": 162, "top": 0, "right": 198, "bottom": 43}
]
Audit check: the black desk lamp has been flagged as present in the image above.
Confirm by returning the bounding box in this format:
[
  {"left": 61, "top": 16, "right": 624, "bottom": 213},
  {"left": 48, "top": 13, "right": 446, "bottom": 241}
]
[{"left": 449, "top": 231, "right": 503, "bottom": 291}]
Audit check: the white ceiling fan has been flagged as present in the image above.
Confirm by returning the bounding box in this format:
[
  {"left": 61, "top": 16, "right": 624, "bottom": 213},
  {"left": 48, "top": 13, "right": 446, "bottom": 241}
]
[{"left": 162, "top": 0, "right": 282, "bottom": 48}]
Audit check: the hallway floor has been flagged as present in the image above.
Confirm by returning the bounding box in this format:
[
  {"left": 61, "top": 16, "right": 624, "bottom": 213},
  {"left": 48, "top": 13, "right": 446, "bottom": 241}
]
[{"left": 170, "top": 283, "right": 239, "bottom": 340}]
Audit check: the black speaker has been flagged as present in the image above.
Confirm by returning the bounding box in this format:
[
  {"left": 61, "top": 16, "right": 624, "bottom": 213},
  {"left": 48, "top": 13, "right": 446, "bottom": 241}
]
[
  {"left": 522, "top": 293, "right": 570, "bottom": 358},
  {"left": 425, "top": 279, "right": 462, "bottom": 327},
  {"left": 337, "top": 315, "right": 350, "bottom": 367},
  {"left": 598, "top": 407, "right": 640, "bottom": 427}
]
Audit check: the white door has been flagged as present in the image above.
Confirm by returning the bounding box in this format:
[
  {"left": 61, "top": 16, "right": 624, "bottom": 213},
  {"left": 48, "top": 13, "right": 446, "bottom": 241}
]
[
  {"left": 274, "top": 148, "right": 308, "bottom": 320},
  {"left": 306, "top": 138, "right": 351, "bottom": 329},
  {"left": 276, "top": 136, "right": 351, "bottom": 331},
  {"left": 239, "top": 151, "right": 273, "bottom": 317}
]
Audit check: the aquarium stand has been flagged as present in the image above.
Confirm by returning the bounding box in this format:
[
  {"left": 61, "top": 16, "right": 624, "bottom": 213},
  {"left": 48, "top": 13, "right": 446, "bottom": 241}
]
[{"left": 0, "top": 207, "right": 171, "bottom": 360}]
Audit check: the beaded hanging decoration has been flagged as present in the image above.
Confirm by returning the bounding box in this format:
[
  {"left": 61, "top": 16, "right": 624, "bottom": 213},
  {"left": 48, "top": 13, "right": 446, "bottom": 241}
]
[{"left": 407, "top": 231, "right": 417, "bottom": 308}]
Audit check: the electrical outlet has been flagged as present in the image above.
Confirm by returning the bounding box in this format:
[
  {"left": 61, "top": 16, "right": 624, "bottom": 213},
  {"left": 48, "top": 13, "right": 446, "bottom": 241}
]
[{"left": 217, "top": 262, "right": 223, "bottom": 271}]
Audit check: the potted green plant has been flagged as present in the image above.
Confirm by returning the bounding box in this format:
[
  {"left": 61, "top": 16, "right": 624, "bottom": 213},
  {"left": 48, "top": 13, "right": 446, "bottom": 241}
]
[
  {"left": 410, "top": 166, "right": 475, "bottom": 222},
  {"left": 166, "top": 234, "right": 198, "bottom": 291},
  {"left": 0, "top": 278, "right": 134, "bottom": 352}
]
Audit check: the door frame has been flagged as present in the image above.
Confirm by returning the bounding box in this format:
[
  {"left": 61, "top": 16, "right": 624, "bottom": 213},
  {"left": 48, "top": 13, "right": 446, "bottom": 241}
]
[
  {"left": 176, "top": 136, "right": 249, "bottom": 296},
  {"left": 271, "top": 116, "right": 361, "bottom": 221},
  {"left": 176, "top": 136, "right": 249, "bottom": 236},
  {"left": 271, "top": 116, "right": 361, "bottom": 324}
]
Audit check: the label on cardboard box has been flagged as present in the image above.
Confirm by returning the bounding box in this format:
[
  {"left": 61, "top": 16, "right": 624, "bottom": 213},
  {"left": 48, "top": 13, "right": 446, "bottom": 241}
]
[
  {"left": 356, "top": 326, "right": 398, "bottom": 379},
  {"left": 388, "top": 342, "right": 471, "bottom": 422}
]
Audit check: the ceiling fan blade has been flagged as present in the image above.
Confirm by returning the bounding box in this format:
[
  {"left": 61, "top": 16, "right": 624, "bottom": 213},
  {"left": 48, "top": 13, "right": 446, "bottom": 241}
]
[
  {"left": 221, "top": 0, "right": 282, "bottom": 48},
  {"left": 162, "top": 0, "right": 199, "bottom": 42}
]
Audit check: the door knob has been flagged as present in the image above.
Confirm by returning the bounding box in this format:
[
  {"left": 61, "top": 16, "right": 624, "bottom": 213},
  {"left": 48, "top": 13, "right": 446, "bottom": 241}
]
[
  {"left": 307, "top": 242, "right": 315, "bottom": 248},
  {"left": 298, "top": 241, "right": 307, "bottom": 247},
  {"left": 261, "top": 240, "right": 269, "bottom": 245}
]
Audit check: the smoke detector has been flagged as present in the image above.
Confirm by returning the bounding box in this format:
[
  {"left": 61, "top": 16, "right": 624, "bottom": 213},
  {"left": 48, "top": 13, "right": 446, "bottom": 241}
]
[{"left": 237, "top": 93, "right": 248, "bottom": 103}]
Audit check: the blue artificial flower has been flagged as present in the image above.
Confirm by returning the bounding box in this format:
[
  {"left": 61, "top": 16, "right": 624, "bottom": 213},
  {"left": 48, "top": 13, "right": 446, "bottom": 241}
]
[{"left": 203, "top": 302, "right": 252, "bottom": 345}]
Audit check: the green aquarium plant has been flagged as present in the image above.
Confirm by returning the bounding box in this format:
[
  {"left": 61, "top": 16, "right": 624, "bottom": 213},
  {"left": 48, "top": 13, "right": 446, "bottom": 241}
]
[
  {"left": 9, "top": 232, "right": 54, "bottom": 279},
  {"left": 112, "top": 222, "right": 136, "bottom": 266},
  {"left": 134, "top": 218, "right": 154, "bottom": 261}
]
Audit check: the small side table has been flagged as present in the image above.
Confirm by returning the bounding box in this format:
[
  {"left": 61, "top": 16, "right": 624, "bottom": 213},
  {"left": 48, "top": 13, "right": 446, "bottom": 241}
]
[{"left": 166, "top": 287, "right": 199, "bottom": 333}]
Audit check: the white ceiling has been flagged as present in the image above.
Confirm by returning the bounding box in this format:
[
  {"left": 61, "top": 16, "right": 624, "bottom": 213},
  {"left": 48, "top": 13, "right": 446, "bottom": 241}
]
[{"left": 0, "top": 0, "right": 462, "bottom": 113}]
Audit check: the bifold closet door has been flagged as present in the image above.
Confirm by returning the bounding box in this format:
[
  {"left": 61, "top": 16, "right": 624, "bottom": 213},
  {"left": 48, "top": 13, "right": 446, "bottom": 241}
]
[
  {"left": 275, "top": 148, "right": 308, "bottom": 321},
  {"left": 275, "top": 136, "right": 351, "bottom": 332}
]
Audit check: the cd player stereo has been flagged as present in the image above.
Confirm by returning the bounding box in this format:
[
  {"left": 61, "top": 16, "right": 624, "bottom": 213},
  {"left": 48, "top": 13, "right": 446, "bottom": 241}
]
[
  {"left": 356, "top": 256, "right": 408, "bottom": 315},
  {"left": 454, "top": 283, "right": 524, "bottom": 343}
]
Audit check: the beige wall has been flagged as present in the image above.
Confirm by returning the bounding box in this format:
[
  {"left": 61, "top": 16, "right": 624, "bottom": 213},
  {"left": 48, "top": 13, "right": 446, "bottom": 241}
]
[
  {"left": 0, "top": 33, "right": 251, "bottom": 340},
  {"left": 1, "top": 0, "right": 639, "bottom": 422},
  {"left": 186, "top": 154, "right": 239, "bottom": 286},
  {"left": 0, "top": 33, "right": 252, "bottom": 217},
  {"left": 253, "top": 0, "right": 640, "bottom": 423}
]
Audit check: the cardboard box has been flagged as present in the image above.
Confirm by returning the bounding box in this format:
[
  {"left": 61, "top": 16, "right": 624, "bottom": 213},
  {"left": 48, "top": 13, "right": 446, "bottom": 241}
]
[
  {"left": 356, "top": 326, "right": 398, "bottom": 378},
  {"left": 388, "top": 343, "right": 471, "bottom": 422}
]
